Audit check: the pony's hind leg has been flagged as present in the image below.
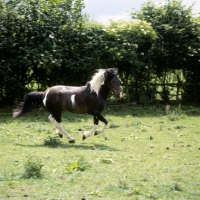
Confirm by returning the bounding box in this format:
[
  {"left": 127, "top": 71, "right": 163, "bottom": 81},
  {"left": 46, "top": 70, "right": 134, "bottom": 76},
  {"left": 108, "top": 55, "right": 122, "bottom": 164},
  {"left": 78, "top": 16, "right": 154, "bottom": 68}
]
[{"left": 48, "top": 115, "right": 75, "bottom": 143}]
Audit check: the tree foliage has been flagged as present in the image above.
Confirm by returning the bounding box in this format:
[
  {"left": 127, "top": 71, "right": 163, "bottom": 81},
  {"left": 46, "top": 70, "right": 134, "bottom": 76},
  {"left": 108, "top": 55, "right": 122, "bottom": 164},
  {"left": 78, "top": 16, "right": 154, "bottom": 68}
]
[
  {"left": 102, "top": 20, "right": 157, "bottom": 102},
  {"left": 0, "top": 0, "right": 200, "bottom": 106},
  {"left": 0, "top": 0, "right": 86, "bottom": 105},
  {"left": 131, "top": 0, "right": 200, "bottom": 102}
]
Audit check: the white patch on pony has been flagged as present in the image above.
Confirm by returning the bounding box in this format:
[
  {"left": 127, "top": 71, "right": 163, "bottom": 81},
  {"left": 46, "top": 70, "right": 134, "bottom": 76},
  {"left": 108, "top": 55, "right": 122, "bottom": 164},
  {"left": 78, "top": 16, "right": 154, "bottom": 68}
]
[
  {"left": 43, "top": 89, "right": 49, "bottom": 107},
  {"left": 71, "top": 94, "right": 76, "bottom": 107},
  {"left": 90, "top": 70, "right": 105, "bottom": 95}
]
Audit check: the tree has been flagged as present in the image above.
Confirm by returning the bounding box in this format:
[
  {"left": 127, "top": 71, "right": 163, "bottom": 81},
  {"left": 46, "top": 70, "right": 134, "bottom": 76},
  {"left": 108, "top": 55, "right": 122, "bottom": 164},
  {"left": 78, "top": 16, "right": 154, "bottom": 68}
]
[
  {"left": 103, "top": 20, "right": 157, "bottom": 102},
  {"left": 182, "top": 16, "right": 200, "bottom": 102},
  {"left": 131, "top": 0, "right": 200, "bottom": 102},
  {"left": 0, "top": 0, "right": 85, "bottom": 105}
]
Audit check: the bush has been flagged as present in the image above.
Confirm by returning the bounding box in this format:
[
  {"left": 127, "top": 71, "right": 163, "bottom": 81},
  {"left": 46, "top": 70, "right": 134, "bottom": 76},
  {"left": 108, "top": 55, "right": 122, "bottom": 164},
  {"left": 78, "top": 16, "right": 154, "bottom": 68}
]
[
  {"left": 43, "top": 136, "right": 62, "bottom": 147},
  {"left": 66, "top": 157, "right": 90, "bottom": 172},
  {"left": 23, "top": 156, "right": 44, "bottom": 179}
]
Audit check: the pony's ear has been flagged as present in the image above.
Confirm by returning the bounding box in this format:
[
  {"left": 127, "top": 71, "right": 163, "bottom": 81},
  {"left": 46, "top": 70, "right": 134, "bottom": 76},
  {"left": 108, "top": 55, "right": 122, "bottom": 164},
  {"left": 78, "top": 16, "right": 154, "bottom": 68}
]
[
  {"left": 104, "top": 69, "right": 109, "bottom": 80},
  {"left": 104, "top": 68, "right": 118, "bottom": 77}
]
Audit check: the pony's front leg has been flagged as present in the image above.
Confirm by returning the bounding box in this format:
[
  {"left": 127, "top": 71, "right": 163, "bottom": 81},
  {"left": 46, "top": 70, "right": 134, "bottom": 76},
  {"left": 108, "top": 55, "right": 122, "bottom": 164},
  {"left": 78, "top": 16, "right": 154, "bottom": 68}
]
[
  {"left": 48, "top": 115, "right": 75, "bottom": 143},
  {"left": 56, "top": 129, "right": 63, "bottom": 138},
  {"left": 82, "top": 114, "right": 108, "bottom": 140},
  {"left": 94, "top": 123, "right": 107, "bottom": 135},
  {"left": 82, "top": 124, "right": 98, "bottom": 140},
  {"left": 94, "top": 113, "right": 108, "bottom": 136},
  {"left": 82, "top": 115, "right": 99, "bottom": 140}
]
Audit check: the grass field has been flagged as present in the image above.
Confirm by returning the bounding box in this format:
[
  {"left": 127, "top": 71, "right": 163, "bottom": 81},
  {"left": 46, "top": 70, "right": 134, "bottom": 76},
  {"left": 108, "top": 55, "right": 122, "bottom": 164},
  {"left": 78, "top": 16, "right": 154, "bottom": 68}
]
[{"left": 0, "top": 104, "right": 200, "bottom": 200}]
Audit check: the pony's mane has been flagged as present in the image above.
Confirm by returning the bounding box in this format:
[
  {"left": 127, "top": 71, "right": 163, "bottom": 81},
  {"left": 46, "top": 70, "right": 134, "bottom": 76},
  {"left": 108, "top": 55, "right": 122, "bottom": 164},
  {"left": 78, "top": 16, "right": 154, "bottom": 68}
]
[{"left": 89, "top": 69, "right": 106, "bottom": 95}]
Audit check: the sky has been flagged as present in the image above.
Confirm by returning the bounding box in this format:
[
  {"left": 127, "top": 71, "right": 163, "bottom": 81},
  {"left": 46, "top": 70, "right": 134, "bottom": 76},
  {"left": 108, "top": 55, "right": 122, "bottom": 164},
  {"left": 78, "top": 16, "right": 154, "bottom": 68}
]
[{"left": 83, "top": 0, "right": 200, "bottom": 24}]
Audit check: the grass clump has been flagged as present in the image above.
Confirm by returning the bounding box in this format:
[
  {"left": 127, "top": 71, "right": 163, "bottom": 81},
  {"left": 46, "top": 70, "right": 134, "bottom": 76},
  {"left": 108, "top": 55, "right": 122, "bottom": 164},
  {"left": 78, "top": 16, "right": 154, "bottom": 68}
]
[
  {"left": 23, "top": 156, "right": 44, "bottom": 179},
  {"left": 109, "top": 123, "right": 120, "bottom": 128},
  {"left": 66, "top": 157, "right": 90, "bottom": 172},
  {"left": 166, "top": 104, "right": 186, "bottom": 121},
  {"left": 172, "top": 183, "right": 182, "bottom": 192},
  {"left": 100, "top": 158, "right": 113, "bottom": 164},
  {"left": 43, "top": 135, "right": 62, "bottom": 147}
]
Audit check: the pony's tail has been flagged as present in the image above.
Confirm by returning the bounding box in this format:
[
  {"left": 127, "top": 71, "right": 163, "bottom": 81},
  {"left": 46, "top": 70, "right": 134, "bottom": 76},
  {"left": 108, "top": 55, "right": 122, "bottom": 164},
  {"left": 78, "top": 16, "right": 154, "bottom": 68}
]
[{"left": 13, "top": 92, "right": 44, "bottom": 118}]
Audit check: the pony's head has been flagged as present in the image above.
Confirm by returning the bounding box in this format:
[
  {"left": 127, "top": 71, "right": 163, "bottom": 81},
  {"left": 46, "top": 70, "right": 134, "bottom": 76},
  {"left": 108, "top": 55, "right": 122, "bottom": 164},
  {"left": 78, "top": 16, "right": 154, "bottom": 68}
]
[
  {"left": 89, "top": 68, "right": 122, "bottom": 98},
  {"left": 103, "top": 68, "right": 122, "bottom": 99}
]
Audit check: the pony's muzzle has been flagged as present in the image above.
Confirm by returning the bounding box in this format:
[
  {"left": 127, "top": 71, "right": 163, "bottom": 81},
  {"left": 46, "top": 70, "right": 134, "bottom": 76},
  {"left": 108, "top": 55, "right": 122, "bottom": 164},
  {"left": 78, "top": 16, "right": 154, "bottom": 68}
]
[{"left": 116, "top": 91, "right": 123, "bottom": 99}]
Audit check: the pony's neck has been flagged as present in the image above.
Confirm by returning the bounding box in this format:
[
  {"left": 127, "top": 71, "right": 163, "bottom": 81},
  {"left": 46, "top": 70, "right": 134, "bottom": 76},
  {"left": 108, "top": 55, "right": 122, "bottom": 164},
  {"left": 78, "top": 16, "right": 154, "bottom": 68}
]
[{"left": 99, "top": 84, "right": 110, "bottom": 100}]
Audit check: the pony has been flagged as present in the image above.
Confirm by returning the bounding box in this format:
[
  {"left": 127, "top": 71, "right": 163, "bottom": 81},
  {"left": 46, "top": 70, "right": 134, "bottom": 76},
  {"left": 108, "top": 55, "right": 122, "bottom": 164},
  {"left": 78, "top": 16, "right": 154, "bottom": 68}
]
[{"left": 13, "top": 68, "right": 122, "bottom": 143}]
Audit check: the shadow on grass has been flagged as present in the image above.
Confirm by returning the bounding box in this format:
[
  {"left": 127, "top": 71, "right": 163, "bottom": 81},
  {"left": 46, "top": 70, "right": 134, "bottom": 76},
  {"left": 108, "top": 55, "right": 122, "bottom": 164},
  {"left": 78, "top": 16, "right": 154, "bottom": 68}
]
[{"left": 15, "top": 142, "right": 119, "bottom": 151}]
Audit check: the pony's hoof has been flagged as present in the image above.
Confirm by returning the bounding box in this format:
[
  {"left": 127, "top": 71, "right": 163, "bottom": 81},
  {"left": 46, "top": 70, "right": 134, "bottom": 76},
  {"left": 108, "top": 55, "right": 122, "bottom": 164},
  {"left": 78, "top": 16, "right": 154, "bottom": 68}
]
[
  {"left": 82, "top": 135, "right": 86, "bottom": 140},
  {"left": 94, "top": 131, "right": 100, "bottom": 136},
  {"left": 59, "top": 133, "right": 63, "bottom": 138},
  {"left": 68, "top": 139, "right": 75, "bottom": 143}
]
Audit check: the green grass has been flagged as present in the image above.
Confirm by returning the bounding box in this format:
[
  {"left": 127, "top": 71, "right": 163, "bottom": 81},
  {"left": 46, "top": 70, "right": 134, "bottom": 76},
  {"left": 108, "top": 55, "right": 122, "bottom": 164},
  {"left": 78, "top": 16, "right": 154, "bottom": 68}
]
[{"left": 0, "top": 104, "right": 200, "bottom": 199}]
